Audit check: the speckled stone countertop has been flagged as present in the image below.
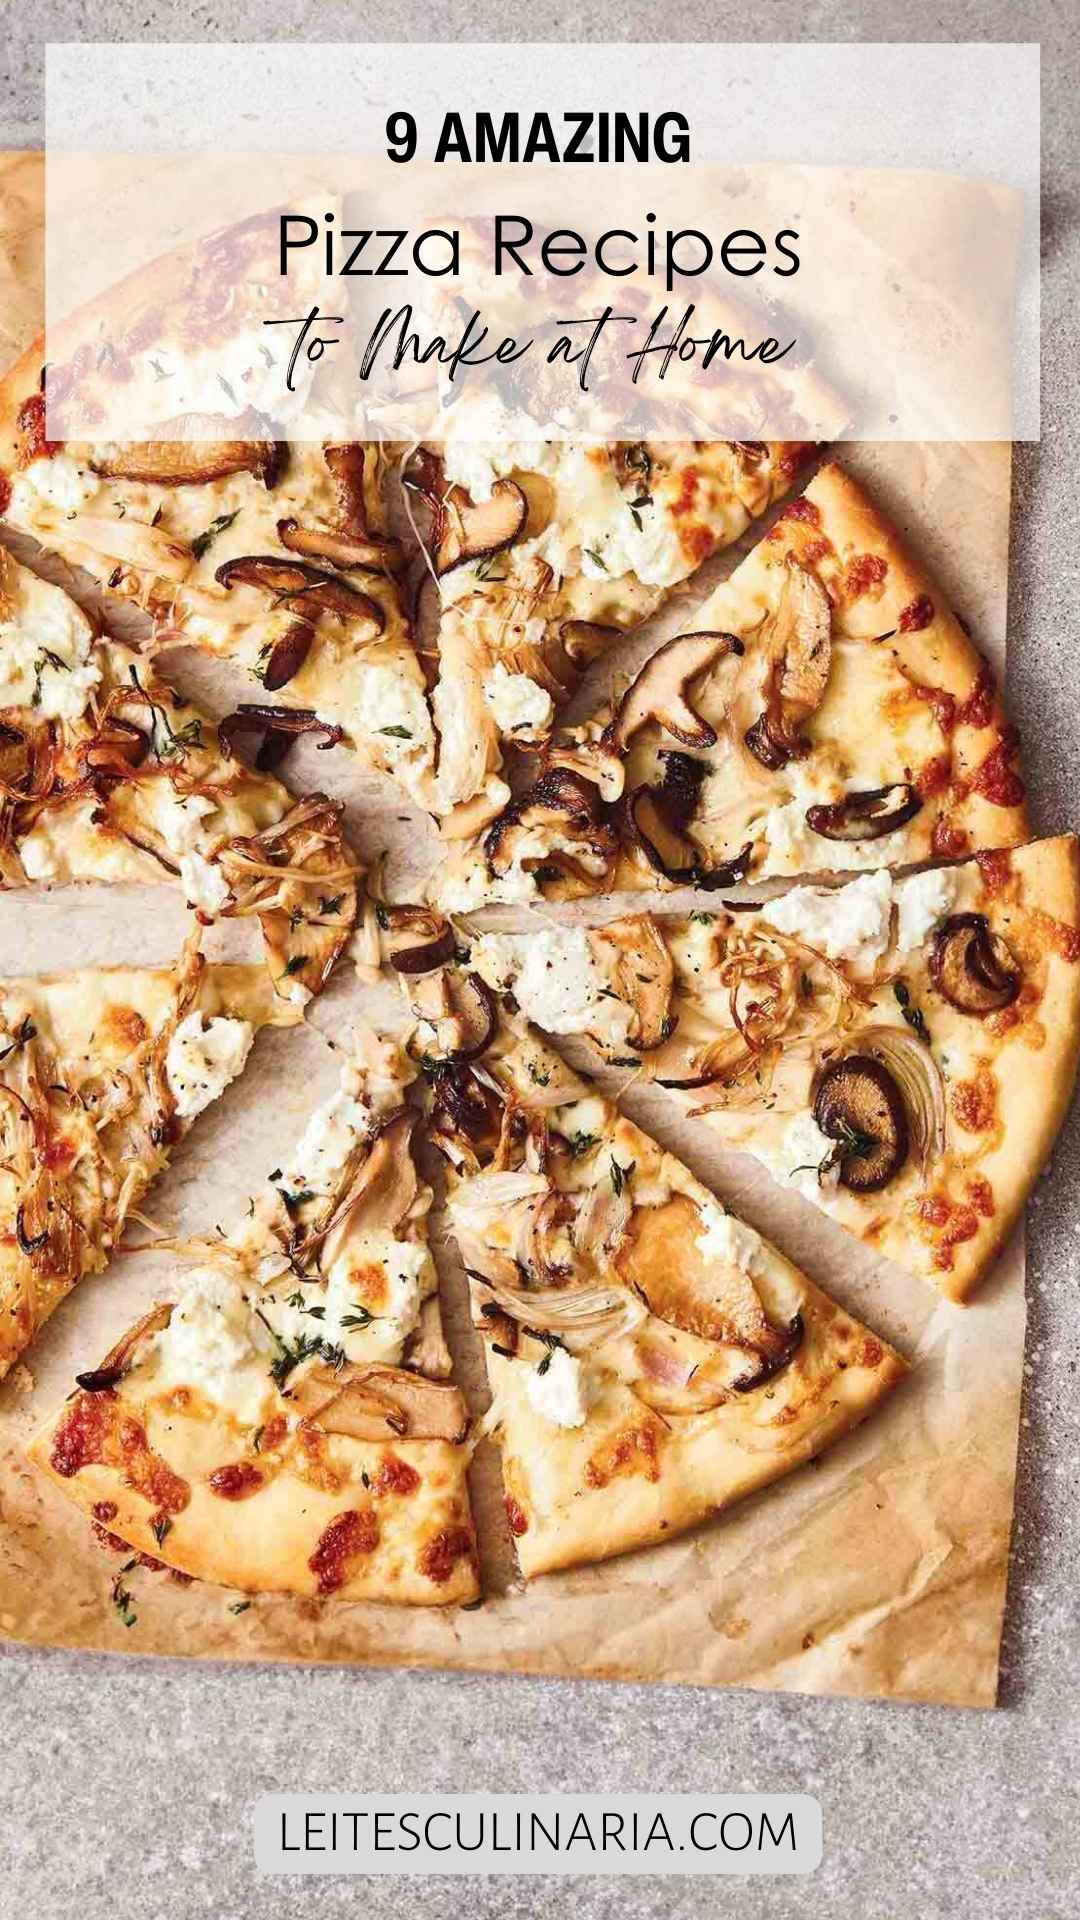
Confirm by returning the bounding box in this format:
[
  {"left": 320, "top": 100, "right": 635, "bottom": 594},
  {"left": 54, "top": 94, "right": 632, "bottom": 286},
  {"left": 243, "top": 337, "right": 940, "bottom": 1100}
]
[{"left": 2, "top": 6, "right": 1077, "bottom": 1917}]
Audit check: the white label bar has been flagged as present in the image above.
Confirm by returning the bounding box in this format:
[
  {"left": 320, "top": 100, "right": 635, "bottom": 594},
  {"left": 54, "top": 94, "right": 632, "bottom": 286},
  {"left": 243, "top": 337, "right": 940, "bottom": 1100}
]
[{"left": 254, "top": 1793, "right": 822, "bottom": 1875}]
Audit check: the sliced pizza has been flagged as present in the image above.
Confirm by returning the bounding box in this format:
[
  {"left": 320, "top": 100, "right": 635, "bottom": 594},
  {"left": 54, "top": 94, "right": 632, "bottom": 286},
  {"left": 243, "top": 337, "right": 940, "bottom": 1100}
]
[
  {"left": 0, "top": 547, "right": 361, "bottom": 1002},
  {"left": 30, "top": 1030, "right": 479, "bottom": 1606},
  {"left": 428, "top": 461, "right": 1029, "bottom": 911},
  {"left": 462, "top": 836, "right": 1080, "bottom": 1301},
  {"left": 384, "top": 959, "right": 904, "bottom": 1578},
  {"left": 0, "top": 938, "right": 300, "bottom": 1377},
  {"left": 411, "top": 437, "right": 811, "bottom": 832},
  {"left": 0, "top": 352, "right": 438, "bottom": 808}
]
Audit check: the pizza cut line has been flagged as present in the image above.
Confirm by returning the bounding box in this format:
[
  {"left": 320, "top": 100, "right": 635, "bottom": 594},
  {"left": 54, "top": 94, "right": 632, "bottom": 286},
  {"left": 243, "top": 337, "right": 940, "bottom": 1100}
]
[
  {"left": 409, "top": 436, "right": 813, "bottom": 833},
  {"left": 0, "top": 936, "right": 301, "bottom": 1380},
  {"left": 428, "top": 461, "right": 1029, "bottom": 913},
  {"left": 0, "top": 547, "right": 362, "bottom": 1005},
  {"left": 0, "top": 351, "right": 441, "bottom": 810},
  {"left": 447, "top": 836, "right": 1080, "bottom": 1301},
  {"left": 389, "top": 993, "right": 905, "bottom": 1580},
  {"left": 29, "top": 1029, "right": 480, "bottom": 1606}
]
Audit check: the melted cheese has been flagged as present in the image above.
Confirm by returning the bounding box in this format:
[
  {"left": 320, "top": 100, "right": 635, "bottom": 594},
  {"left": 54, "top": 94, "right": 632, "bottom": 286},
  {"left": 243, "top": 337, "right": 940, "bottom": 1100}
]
[
  {"left": 0, "top": 583, "right": 101, "bottom": 721},
  {"left": 757, "top": 1110, "right": 841, "bottom": 1203}
]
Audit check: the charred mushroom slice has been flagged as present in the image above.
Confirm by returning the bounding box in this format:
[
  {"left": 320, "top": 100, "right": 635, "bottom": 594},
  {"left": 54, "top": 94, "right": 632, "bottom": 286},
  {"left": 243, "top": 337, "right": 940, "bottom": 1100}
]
[
  {"left": 930, "top": 913, "right": 1021, "bottom": 1016},
  {"left": 805, "top": 783, "right": 922, "bottom": 843},
  {"left": 484, "top": 766, "right": 618, "bottom": 890},
  {"left": 259, "top": 619, "right": 314, "bottom": 691},
  {"left": 407, "top": 970, "right": 496, "bottom": 1064},
  {"left": 620, "top": 751, "right": 752, "bottom": 889},
  {"left": 812, "top": 1054, "right": 909, "bottom": 1192},
  {"left": 433, "top": 480, "right": 528, "bottom": 578},
  {"left": 380, "top": 905, "right": 457, "bottom": 975},
  {"left": 744, "top": 564, "right": 832, "bottom": 770},
  {"left": 323, "top": 443, "right": 370, "bottom": 538},
  {"left": 87, "top": 419, "right": 283, "bottom": 488},
  {"left": 605, "top": 632, "right": 743, "bottom": 754},
  {"left": 276, "top": 517, "right": 401, "bottom": 573},
  {"left": 218, "top": 704, "right": 343, "bottom": 771},
  {"left": 215, "top": 556, "right": 384, "bottom": 628}
]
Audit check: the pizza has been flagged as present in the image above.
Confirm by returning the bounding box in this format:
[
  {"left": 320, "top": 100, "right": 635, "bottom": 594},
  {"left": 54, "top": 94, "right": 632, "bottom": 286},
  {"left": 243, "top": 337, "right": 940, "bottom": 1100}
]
[
  {"left": 0, "top": 547, "right": 361, "bottom": 1003},
  {"left": 411, "top": 436, "right": 812, "bottom": 833},
  {"left": 0, "top": 938, "right": 300, "bottom": 1378},
  {"left": 428, "top": 461, "right": 1029, "bottom": 912},
  {"left": 462, "top": 836, "right": 1080, "bottom": 1300},
  {"left": 0, "top": 357, "right": 439, "bottom": 810},
  {"left": 30, "top": 1030, "right": 479, "bottom": 1606},
  {"left": 390, "top": 981, "right": 904, "bottom": 1579}
]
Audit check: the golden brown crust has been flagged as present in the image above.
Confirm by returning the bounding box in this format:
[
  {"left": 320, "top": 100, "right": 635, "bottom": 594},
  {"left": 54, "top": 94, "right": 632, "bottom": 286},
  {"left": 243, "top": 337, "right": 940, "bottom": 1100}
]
[{"left": 28, "top": 1406, "right": 478, "bottom": 1607}]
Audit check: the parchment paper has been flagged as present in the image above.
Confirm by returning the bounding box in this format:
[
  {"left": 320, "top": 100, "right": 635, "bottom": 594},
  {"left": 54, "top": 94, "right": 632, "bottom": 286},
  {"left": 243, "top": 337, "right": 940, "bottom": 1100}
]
[{"left": 0, "top": 154, "right": 1022, "bottom": 1705}]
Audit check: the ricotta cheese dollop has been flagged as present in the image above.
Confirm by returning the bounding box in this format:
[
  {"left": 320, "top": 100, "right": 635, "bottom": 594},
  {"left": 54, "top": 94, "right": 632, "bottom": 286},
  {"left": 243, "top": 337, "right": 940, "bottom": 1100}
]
[
  {"left": 472, "top": 927, "right": 631, "bottom": 1043},
  {"left": 357, "top": 665, "right": 434, "bottom": 762},
  {"left": 761, "top": 868, "right": 895, "bottom": 965},
  {"left": 894, "top": 868, "right": 958, "bottom": 952},
  {"left": 524, "top": 1346, "right": 592, "bottom": 1429},
  {"left": 0, "top": 590, "right": 102, "bottom": 722},
  {"left": 758, "top": 1110, "right": 842, "bottom": 1204},
  {"left": 482, "top": 663, "right": 555, "bottom": 738},
  {"left": 148, "top": 1265, "right": 273, "bottom": 1424},
  {"left": 165, "top": 1013, "right": 254, "bottom": 1120},
  {"left": 695, "top": 1200, "right": 766, "bottom": 1275}
]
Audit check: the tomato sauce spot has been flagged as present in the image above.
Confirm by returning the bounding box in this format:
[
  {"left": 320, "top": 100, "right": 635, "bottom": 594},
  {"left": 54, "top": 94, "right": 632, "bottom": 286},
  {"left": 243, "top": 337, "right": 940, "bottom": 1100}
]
[
  {"left": 0, "top": 470, "right": 11, "bottom": 516},
  {"left": 976, "top": 848, "right": 1014, "bottom": 895},
  {"left": 371, "top": 1453, "right": 421, "bottom": 1498},
  {"left": 955, "top": 662, "right": 996, "bottom": 731},
  {"left": 504, "top": 1495, "right": 529, "bottom": 1537},
  {"left": 308, "top": 1507, "right": 380, "bottom": 1594},
  {"left": 585, "top": 1421, "right": 663, "bottom": 1490},
  {"left": 971, "top": 730, "right": 1025, "bottom": 809},
  {"left": 15, "top": 391, "right": 59, "bottom": 466},
  {"left": 843, "top": 552, "right": 888, "bottom": 599},
  {"left": 931, "top": 818, "right": 970, "bottom": 859},
  {"left": 208, "top": 1461, "right": 264, "bottom": 1501},
  {"left": 898, "top": 593, "right": 934, "bottom": 632},
  {"left": 418, "top": 1524, "right": 477, "bottom": 1586}
]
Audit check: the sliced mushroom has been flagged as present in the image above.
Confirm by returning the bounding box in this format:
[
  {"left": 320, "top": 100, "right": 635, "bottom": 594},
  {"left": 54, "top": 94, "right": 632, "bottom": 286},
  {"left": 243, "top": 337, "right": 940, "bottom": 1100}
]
[
  {"left": 406, "top": 969, "right": 496, "bottom": 1064},
  {"left": 215, "top": 555, "right": 384, "bottom": 628},
  {"left": 77, "top": 1301, "right": 174, "bottom": 1388},
  {"left": 619, "top": 751, "right": 752, "bottom": 890},
  {"left": 380, "top": 905, "right": 457, "bottom": 975},
  {"left": 813, "top": 1054, "right": 909, "bottom": 1192},
  {"left": 290, "top": 1362, "right": 468, "bottom": 1442},
  {"left": 428, "top": 1066, "right": 504, "bottom": 1161},
  {"left": 402, "top": 1296, "right": 453, "bottom": 1379},
  {"left": 604, "top": 632, "right": 743, "bottom": 753},
  {"left": 614, "top": 1195, "right": 802, "bottom": 1381},
  {"left": 484, "top": 766, "right": 618, "bottom": 889},
  {"left": 314, "top": 1112, "right": 420, "bottom": 1271},
  {"left": 259, "top": 619, "right": 314, "bottom": 691},
  {"left": 805, "top": 783, "right": 922, "bottom": 843},
  {"left": 559, "top": 619, "right": 622, "bottom": 667},
  {"left": 930, "top": 913, "right": 1021, "bottom": 1016},
  {"left": 323, "top": 443, "right": 370, "bottom": 539},
  {"left": 277, "top": 517, "right": 401, "bottom": 573},
  {"left": 744, "top": 564, "right": 832, "bottom": 770},
  {"left": 433, "top": 479, "right": 528, "bottom": 578},
  {"left": 87, "top": 419, "right": 283, "bottom": 488},
  {"left": 593, "top": 918, "right": 675, "bottom": 1052},
  {"left": 217, "top": 704, "right": 343, "bottom": 770}
]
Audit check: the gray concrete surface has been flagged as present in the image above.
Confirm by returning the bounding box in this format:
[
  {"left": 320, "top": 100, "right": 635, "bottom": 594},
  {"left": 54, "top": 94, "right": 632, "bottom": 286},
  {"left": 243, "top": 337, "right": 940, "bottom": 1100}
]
[{"left": 2, "top": 6, "right": 1077, "bottom": 1917}]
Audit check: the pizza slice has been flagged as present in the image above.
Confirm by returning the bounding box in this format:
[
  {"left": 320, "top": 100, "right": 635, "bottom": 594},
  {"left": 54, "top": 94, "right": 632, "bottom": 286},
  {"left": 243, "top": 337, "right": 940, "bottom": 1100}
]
[
  {"left": 429, "top": 461, "right": 1029, "bottom": 911},
  {"left": 0, "top": 938, "right": 300, "bottom": 1378},
  {"left": 387, "top": 959, "right": 904, "bottom": 1579},
  {"left": 411, "top": 437, "right": 811, "bottom": 832},
  {"left": 30, "top": 1031, "right": 479, "bottom": 1606},
  {"left": 0, "top": 354, "right": 438, "bottom": 808},
  {"left": 463, "top": 836, "right": 1080, "bottom": 1301},
  {"left": 0, "top": 547, "right": 361, "bottom": 1003}
]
